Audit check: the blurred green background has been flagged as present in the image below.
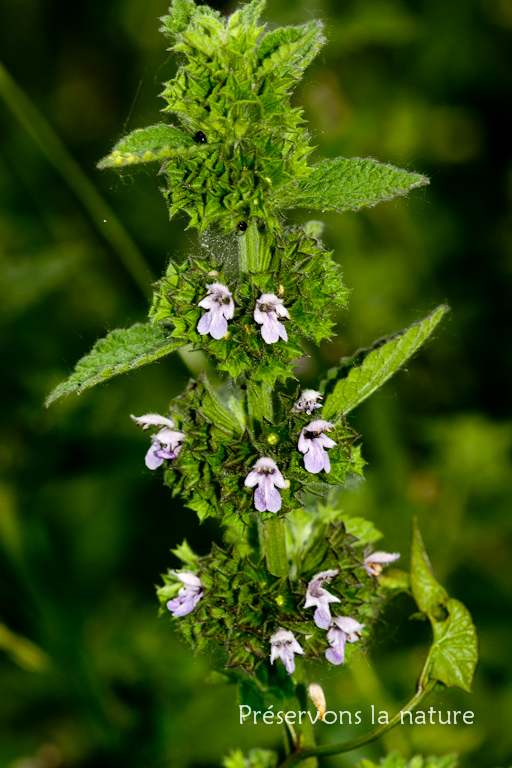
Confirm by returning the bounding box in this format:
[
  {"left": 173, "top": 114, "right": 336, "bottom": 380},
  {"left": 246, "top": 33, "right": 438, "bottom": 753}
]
[{"left": 1, "top": 0, "right": 511, "bottom": 766}]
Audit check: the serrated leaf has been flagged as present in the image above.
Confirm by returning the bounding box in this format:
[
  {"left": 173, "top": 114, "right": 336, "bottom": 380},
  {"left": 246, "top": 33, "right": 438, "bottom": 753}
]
[
  {"left": 171, "top": 539, "right": 200, "bottom": 568},
  {"left": 284, "top": 156, "right": 428, "bottom": 212},
  {"left": 97, "top": 123, "right": 196, "bottom": 169},
  {"left": 46, "top": 323, "right": 184, "bottom": 405},
  {"left": 410, "top": 520, "right": 478, "bottom": 693},
  {"left": 323, "top": 305, "right": 449, "bottom": 419},
  {"left": 257, "top": 21, "right": 325, "bottom": 78},
  {"left": 430, "top": 598, "right": 478, "bottom": 693}
]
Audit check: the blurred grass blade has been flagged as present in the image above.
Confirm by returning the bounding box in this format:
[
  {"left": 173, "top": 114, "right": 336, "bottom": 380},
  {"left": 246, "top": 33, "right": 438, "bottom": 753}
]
[
  {"left": 0, "top": 622, "right": 50, "bottom": 672},
  {"left": 0, "top": 60, "right": 155, "bottom": 297}
]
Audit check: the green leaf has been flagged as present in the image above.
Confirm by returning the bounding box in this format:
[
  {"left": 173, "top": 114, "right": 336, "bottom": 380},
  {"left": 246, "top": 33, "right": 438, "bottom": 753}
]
[
  {"left": 410, "top": 520, "right": 478, "bottom": 693},
  {"left": 46, "top": 323, "right": 185, "bottom": 405},
  {"left": 430, "top": 598, "right": 478, "bottom": 694},
  {"left": 257, "top": 21, "right": 325, "bottom": 78},
  {"left": 322, "top": 305, "right": 449, "bottom": 420},
  {"left": 171, "top": 539, "right": 200, "bottom": 568},
  {"left": 284, "top": 156, "right": 429, "bottom": 212},
  {"left": 198, "top": 373, "right": 244, "bottom": 435},
  {"left": 97, "top": 123, "right": 196, "bottom": 169}
]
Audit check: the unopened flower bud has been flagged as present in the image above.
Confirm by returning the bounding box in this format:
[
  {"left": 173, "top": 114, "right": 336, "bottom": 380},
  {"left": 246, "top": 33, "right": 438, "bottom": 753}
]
[
  {"left": 267, "top": 433, "right": 279, "bottom": 446},
  {"left": 308, "top": 683, "right": 326, "bottom": 721}
]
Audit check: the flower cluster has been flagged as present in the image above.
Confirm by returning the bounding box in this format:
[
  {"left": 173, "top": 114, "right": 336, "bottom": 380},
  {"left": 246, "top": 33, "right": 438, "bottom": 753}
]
[
  {"left": 197, "top": 285, "right": 290, "bottom": 346},
  {"left": 243, "top": 420, "right": 337, "bottom": 512},
  {"left": 266, "top": 553, "right": 401, "bottom": 675}
]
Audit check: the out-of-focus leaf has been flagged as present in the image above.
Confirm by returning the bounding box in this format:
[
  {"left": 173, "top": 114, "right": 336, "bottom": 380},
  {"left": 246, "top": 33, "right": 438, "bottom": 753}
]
[
  {"left": 46, "top": 323, "right": 185, "bottom": 405},
  {"left": 283, "top": 156, "right": 428, "bottom": 212},
  {"left": 357, "top": 753, "right": 458, "bottom": 768},
  {"left": 410, "top": 520, "right": 478, "bottom": 692},
  {"left": 322, "top": 306, "right": 449, "bottom": 419}
]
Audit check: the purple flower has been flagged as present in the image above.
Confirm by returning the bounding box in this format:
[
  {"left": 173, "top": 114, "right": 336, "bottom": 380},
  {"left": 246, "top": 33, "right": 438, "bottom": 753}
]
[
  {"left": 197, "top": 282, "right": 234, "bottom": 340},
  {"left": 244, "top": 457, "right": 286, "bottom": 513},
  {"left": 298, "top": 420, "right": 336, "bottom": 474},
  {"left": 254, "top": 293, "right": 290, "bottom": 344},
  {"left": 292, "top": 389, "right": 324, "bottom": 415},
  {"left": 166, "top": 571, "right": 204, "bottom": 617},
  {"left": 270, "top": 628, "right": 304, "bottom": 675},
  {"left": 304, "top": 570, "right": 341, "bottom": 629},
  {"left": 131, "top": 413, "right": 185, "bottom": 470},
  {"left": 364, "top": 551, "right": 400, "bottom": 577},
  {"left": 325, "top": 617, "right": 365, "bottom": 666}
]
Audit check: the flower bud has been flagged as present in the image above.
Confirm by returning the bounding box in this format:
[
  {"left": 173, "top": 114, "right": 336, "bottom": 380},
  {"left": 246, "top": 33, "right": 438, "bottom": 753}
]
[{"left": 308, "top": 683, "right": 326, "bottom": 721}]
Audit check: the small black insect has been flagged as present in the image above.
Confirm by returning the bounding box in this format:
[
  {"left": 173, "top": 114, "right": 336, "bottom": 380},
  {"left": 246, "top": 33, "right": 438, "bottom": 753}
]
[
  {"left": 237, "top": 221, "right": 248, "bottom": 232},
  {"left": 194, "top": 131, "right": 207, "bottom": 144}
]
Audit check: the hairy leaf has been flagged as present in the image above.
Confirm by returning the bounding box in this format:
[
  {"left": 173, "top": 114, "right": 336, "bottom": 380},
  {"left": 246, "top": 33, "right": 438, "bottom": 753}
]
[
  {"left": 322, "top": 305, "right": 449, "bottom": 419},
  {"left": 46, "top": 323, "right": 184, "bottom": 405},
  {"left": 284, "top": 156, "right": 429, "bottom": 212},
  {"left": 410, "top": 520, "right": 478, "bottom": 692},
  {"left": 97, "top": 123, "right": 197, "bottom": 169},
  {"left": 257, "top": 21, "right": 325, "bottom": 78}
]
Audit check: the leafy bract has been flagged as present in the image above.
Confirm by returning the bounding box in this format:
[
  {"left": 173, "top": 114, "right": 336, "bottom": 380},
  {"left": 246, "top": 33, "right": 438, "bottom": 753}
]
[
  {"left": 257, "top": 22, "right": 325, "bottom": 78},
  {"left": 46, "top": 323, "right": 184, "bottom": 405},
  {"left": 322, "top": 305, "right": 449, "bottom": 420},
  {"left": 410, "top": 520, "right": 478, "bottom": 693},
  {"left": 283, "top": 156, "right": 429, "bottom": 212},
  {"left": 97, "top": 123, "right": 197, "bottom": 169}
]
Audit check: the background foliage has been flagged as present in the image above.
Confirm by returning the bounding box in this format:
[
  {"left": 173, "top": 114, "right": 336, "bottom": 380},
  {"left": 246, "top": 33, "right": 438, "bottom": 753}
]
[{"left": 1, "top": 0, "right": 511, "bottom": 766}]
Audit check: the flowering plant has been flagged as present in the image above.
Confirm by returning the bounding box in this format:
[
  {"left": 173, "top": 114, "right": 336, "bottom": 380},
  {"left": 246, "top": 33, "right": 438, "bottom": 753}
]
[{"left": 47, "top": 1, "right": 478, "bottom": 765}]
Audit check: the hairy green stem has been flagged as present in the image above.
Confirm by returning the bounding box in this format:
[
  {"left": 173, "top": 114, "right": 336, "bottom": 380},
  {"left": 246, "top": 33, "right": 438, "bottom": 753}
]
[
  {"left": 240, "top": 224, "right": 289, "bottom": 578},
  {"left": 277, "top": 680, "right": 436, "bottom": 768},
  {"left": 0, "top": 60, "right": 155, "bottom": 298}
]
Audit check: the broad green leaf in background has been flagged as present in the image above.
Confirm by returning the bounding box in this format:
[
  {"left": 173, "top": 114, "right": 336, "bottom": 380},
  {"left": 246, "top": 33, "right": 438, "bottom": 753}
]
[
  {"left": 322, "top": 305, "right": 449, "bottom": 420},
  {"left": 410, "top": 520, "right": 478, "bottom": 693},
  {"left": 282, "top": 156, "right": 429, "bottom": 212},
  {"left": 46, "top": 323, "right": 185, "bottom": 405},
  {"left": 97, "top": 123, "right": 198, "bottom": 169}
]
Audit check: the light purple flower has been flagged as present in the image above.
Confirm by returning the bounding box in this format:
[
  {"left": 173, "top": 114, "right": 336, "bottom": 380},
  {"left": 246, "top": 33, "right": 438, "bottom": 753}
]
[
  {"left": 298, "top": 420, "right": 336, "bottom": 474},
  {"left": 254, "top": 293, "right": 290, "bottom": 344},
  {"left": 304, "top": 569, "right": 341, "bottom": 629},
  {"left": 292, "top": 389, "right": 324, "bottom": 415},
  {"left": 131, "top": 413, "right": 185, "bottom": 470},
  {"left": 197, "top": 282, "right": 234, "bottom": 340},
  {"left": 166, "top": 571, "right": 204, "bottom": 617},
  {"left": 270, "top": 628, "right": 304, "bottom": 675},
  {"left": 244, "top": 457, "right": 286, "bottom": 513},
  {"left": 364, "top": 552, "right": 400, "bottom": 577},
  {"left": 325, "top": 617, "right": 365, "bottom": 666}
]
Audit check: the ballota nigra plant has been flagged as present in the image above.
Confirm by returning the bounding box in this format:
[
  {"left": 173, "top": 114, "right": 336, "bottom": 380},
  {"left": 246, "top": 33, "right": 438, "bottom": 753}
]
[{"left": 47, "top": 1, "right": 478, "bottom": 766}]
